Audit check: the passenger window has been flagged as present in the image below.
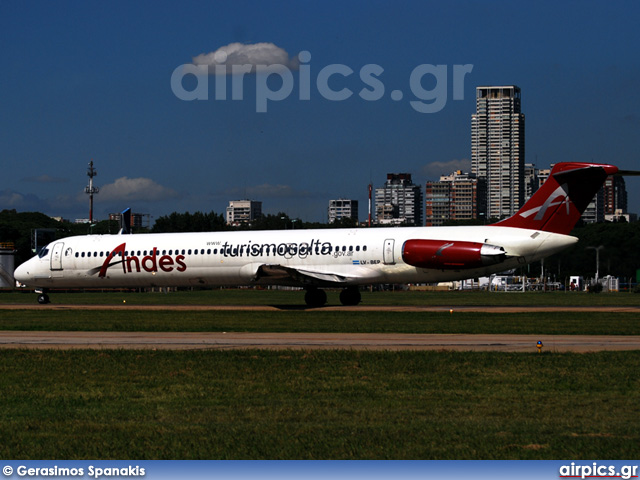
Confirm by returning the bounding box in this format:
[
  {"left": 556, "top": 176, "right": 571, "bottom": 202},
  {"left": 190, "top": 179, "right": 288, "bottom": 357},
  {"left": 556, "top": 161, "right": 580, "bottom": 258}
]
[{"left": 363, "top": 246, "right": 367, "bottom": 251}]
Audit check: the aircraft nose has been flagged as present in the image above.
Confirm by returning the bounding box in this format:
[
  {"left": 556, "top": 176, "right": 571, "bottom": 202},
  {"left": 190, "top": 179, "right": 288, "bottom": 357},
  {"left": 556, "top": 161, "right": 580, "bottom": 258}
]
[{"left": 13, "top": 261, "right": 31, "bottom": 285}]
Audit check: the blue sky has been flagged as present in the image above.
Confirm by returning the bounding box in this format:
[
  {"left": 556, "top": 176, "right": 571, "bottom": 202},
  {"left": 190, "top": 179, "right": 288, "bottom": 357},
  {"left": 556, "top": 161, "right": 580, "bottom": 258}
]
[{"left": 1, "top": 0, "right": 639, "bottom": 223}]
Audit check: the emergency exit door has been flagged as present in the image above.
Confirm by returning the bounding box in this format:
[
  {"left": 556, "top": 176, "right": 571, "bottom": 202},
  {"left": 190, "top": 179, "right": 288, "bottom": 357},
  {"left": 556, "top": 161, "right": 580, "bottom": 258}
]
[{"left": 383, "top": 239, "right": 395, "bottom": 265}]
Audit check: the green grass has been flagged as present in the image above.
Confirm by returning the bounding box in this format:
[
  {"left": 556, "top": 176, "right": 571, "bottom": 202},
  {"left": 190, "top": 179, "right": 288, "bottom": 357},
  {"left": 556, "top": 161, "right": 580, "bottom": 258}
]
[
  {"left": 1, "top": 288, "right": 638, "bottom": 460},
  {"left": 1, "top": 349, "right": 638, "bottom": 459},
  {"left": 1, "top": 309, "right": 640, "bottom": 335},
  {"left": 3, "top": 288, "right": 640, "bottom": 307}
]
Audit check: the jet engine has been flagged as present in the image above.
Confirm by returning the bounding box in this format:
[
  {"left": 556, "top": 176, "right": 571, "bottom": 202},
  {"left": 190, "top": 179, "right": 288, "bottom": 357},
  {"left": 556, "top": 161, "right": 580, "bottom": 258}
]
[{"left": 402, "top": 239, "right": 506, "bottom": 270}]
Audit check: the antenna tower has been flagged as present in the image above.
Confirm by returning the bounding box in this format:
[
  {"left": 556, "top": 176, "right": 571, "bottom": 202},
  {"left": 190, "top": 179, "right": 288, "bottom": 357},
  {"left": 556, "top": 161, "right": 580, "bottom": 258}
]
[{"left": 85, "top": 160, "right": 99, "bottom": 223}]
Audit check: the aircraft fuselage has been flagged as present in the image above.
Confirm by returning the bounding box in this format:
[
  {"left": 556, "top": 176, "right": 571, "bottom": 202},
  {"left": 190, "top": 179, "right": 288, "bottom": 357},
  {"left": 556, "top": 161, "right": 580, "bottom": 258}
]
[{"left": 15, "top": 225, "right": 576, "bottom": 290}]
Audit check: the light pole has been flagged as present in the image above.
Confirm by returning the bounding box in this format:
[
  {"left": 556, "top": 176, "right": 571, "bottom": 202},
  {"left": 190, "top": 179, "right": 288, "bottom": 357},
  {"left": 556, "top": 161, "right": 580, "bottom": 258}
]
[{"left": 586, "top": 245, "right": 605, "bottom": 283}]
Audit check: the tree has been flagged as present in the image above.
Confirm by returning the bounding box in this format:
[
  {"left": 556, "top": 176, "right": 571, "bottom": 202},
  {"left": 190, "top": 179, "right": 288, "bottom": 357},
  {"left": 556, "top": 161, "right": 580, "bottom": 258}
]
[
  {"left": 152, "top": 211, "right": 227, "bottom": 233},
  {"left": 249, "top": 213, "right": 293, "bottom": 230},
  {"left": 544, "top": 222, "right": 640, "bottom": 280}
]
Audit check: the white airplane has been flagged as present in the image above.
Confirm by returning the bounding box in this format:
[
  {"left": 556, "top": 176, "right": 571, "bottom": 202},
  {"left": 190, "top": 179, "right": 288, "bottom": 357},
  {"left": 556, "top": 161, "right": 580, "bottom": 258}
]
[{"left": 13, "top": 162, "right": 631, "bottom": 306}]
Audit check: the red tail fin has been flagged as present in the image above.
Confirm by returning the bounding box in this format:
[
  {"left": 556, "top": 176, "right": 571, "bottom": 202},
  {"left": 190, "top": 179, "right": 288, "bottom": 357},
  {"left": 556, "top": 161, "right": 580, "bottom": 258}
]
[{"left": 493, "top": 162, "right": 618, "bottom": 234}]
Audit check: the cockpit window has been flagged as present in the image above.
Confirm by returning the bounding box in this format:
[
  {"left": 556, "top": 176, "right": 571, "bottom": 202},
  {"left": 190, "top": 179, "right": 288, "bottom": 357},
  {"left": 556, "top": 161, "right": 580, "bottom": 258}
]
[{"left": 37, "top": 248, "right": 50, "bottom": 259}]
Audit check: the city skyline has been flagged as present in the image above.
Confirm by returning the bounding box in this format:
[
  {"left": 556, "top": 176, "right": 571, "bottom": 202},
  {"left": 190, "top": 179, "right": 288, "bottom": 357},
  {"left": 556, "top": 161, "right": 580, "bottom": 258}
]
[
  {"left": 1, "top": 1, "right": 639, "bottom": 224},
  {"left": 18, "top": 158, "right": 628, "bottom": 227}
]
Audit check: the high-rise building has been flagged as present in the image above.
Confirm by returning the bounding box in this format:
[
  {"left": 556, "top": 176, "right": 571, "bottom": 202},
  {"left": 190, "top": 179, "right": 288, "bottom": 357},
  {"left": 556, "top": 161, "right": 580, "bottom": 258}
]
[
  {"left": 471, "top": 85, "right": 525, "bottom": 219},
  {"left": 226, "top": 200, "right": 262, "bottom": 226},
  {"left": 425, "top": 171, "right": 485, "bottom": 226},
  {"left": 375, "top": 173, "right": 423, "bottom": 226},
  {"left": 583, "top": 190, "right": 605, "bottom": 224},
  {"left": 328, "top": 199, "right": 359, "bottom": 223},
  {"left": 582, "top": 175, "right": 632, "bottom": 224},
  {"left": 603, "top": 175, "right": 627, "bottom": 215},
  {"left": 537, "top": 167, "right": 552, "bottom": 187},
  {"left": 424, "top": 177, "right": 451, "bottom": 227},
  {"left": 523, "top": 163, "right": 539, "bottom": 202}
]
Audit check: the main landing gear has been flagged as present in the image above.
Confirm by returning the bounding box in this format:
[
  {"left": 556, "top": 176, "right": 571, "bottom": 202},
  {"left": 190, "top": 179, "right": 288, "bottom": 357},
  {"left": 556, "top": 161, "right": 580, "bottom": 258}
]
[
  {"left": 339, "top": 287, "right": 361, "bottom": 306},
  {"left": 304, "top": 288, "right": 327, "bottom": 308},
  {"left": 304, "top": 287, "right": 362, "bottom": 307}
]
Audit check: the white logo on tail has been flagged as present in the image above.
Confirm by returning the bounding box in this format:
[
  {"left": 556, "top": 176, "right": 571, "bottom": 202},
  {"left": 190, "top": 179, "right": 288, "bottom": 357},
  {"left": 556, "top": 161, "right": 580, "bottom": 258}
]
[{"left": 519, "top": 184, "right": 570, "bottom": 220}]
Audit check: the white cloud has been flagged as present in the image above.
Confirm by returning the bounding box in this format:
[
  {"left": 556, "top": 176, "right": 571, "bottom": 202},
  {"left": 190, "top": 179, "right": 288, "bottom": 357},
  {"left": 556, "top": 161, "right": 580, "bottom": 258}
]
[
  {"left": 0, "top": 190, "right": 49, "bottom": 211},
  {"left": 422, "top": 159, "right": 472, "bottom": 179},
  {"left": 99, "top": 177, "right": 179, "bottom": 202},
  {"left": 0, "top": 190, "right": 27, "bottom": 207},
  {"left": 192, "top": 42, "right": 299, "bottom": 74}
]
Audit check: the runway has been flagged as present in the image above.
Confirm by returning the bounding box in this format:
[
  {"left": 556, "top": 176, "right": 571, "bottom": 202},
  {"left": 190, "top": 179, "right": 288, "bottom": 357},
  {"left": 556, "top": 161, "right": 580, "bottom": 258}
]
[
  {"left": 1, "top": 303, "right": 639, "bottom": 351},
  {"left": 1, "top": 303, "right": 640, "bottom": 313},
  {"left": 1, "top": 331, "right": 639, "bottom": 352}
]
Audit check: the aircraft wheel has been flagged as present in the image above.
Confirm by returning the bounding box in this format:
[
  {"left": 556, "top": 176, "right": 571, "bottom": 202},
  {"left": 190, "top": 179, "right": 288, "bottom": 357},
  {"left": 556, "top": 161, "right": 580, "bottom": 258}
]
[
  {"left": 37, "top": 293, "right": 50, "bottom": 304},
  {"left": 340, "top": 287, "right": 361, "bottom": 306},
  {"left": 304, "top": 288, "right": 327, "bottom": 308}
]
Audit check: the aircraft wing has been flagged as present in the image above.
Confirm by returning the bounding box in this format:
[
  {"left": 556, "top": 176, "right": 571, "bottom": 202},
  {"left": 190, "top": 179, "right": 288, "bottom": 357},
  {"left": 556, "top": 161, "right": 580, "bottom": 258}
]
[{"left": 255, "top": 264, "right": 359, "bottom": 287}]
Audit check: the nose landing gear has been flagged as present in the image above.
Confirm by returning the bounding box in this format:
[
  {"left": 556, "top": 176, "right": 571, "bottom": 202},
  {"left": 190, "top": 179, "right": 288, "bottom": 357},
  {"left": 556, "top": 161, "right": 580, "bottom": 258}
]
[{"left": 36, "top": 290, "right": 50, "bottom": 304}]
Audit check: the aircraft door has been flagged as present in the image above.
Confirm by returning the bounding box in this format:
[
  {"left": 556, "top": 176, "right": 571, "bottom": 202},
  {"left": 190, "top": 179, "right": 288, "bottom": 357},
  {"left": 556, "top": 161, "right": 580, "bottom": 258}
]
[
  {"left": 50, "top": 242, "right": 64, "bottom": 271},
  {"left": 383, "top": 239, "right": 395, "bottom": 265}
]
